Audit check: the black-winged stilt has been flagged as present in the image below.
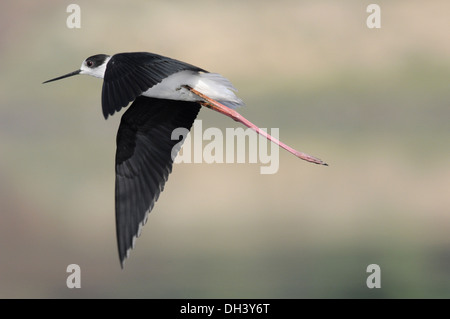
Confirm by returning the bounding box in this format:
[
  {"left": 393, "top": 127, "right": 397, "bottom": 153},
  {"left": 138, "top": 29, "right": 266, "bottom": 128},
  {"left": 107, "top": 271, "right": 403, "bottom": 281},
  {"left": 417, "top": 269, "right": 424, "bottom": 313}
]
[{"left": 44, "top": 52, "right": 327, "bottom": 267}]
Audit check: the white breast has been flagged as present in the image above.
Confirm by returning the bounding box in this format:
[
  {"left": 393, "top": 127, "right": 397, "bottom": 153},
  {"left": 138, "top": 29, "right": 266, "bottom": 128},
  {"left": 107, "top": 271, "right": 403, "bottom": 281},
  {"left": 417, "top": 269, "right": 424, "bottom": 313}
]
[{"left": 142, "top": 70, "right": 244, "bottom": 109}]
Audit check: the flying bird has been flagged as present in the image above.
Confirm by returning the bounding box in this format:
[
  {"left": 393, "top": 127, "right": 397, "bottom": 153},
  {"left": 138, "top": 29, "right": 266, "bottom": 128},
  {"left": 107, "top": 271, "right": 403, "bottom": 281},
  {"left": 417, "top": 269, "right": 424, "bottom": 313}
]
[{"left": 43, "top": 52, "right": 327, "bottom": 267}]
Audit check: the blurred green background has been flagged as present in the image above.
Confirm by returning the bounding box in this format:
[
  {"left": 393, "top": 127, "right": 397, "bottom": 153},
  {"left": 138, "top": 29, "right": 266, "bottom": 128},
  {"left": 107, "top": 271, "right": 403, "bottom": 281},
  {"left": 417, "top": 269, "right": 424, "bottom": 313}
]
[{"left": 1, "top": 0, "right": 449, "bottom": 298}]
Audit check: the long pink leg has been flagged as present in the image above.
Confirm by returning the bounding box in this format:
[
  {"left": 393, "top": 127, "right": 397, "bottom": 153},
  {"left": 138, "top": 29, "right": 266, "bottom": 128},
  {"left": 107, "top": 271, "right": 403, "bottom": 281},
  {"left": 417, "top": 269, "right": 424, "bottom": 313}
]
[{"left": 184, "top": 86, "right": 328, "bottom": 166}]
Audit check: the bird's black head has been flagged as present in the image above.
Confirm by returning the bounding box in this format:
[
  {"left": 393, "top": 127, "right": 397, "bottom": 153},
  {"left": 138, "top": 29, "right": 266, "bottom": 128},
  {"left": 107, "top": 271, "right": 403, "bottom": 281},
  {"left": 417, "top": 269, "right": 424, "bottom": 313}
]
[{"left": 83, "top": 54, "right": 110, "bottom": 69}]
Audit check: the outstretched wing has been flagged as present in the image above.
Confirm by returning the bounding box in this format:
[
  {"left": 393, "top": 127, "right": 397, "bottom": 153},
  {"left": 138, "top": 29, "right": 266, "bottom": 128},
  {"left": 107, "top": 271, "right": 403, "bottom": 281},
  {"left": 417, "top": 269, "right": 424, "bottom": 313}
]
[
  {"left": 115, "top": 96, "right": 201, "bottom": 267},
  {"left": 102, "top": 52, "right": 205, "bottom": 118}
]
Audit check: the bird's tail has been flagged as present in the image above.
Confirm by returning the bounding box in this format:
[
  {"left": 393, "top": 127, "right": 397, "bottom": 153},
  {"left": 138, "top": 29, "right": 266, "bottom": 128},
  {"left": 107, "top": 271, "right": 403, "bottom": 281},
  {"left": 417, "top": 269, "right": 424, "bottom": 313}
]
[{"left": 195, "top": 72, "right": 245, "bottom": 109}]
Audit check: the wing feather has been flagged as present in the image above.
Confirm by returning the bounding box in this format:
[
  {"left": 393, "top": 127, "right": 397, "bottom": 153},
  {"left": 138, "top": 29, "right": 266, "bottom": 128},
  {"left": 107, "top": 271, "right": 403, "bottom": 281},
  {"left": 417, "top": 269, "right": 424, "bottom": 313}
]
[
  {"left": 115, "top": 96, "right": 201, "bottom": 267},
  {"left": 102, "top": 52, "right": 204, "bottom": 118}
]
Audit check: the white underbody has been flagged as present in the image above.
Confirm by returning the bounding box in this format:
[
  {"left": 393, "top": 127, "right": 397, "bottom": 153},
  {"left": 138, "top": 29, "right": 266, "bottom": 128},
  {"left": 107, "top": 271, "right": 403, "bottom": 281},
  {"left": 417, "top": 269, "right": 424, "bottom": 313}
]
[
  {"left": 142, "top": 70, "right": 244, "bottom": 109},
  {"left": 80, "top": 57, "right": 243, "bottom": 108}
]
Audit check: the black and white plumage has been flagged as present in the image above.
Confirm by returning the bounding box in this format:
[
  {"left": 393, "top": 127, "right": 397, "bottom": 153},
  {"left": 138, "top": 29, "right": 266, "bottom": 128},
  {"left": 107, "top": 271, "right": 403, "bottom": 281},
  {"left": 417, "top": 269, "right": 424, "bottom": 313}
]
[
  {"left": 44, "top": 52, "right": 244, "bottom": 267},
  {"left": 81, "top": 52, "right": 243, "bottom": 119},
  {"left": 43, "top": 51, "right": 326, "bottom": 267}
]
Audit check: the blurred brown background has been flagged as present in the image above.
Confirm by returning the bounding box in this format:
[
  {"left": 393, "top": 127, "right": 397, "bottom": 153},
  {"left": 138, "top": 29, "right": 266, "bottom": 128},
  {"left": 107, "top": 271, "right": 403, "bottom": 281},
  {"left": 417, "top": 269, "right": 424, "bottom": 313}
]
[{"left": 1, "top": 0, "right": 449, "bottom": 298}]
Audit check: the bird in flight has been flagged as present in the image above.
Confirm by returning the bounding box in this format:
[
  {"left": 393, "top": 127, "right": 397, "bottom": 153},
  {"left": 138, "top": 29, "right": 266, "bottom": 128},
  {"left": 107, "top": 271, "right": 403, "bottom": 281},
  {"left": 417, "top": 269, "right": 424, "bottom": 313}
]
[{"left": 43, "top": 52, "right": 327, "bottom": 267}]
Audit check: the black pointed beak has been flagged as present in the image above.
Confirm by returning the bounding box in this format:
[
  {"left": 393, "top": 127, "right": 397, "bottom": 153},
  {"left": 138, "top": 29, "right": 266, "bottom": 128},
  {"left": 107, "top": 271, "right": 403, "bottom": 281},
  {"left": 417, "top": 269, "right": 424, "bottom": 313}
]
[{"left": 42, "top": 69, "right": 81, "bottom": 84}]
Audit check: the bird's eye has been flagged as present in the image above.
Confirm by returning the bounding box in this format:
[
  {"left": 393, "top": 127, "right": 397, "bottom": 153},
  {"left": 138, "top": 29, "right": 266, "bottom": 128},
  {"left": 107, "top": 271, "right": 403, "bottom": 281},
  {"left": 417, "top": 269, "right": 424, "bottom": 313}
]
[{"left": 86, "top": 60, "right": 94, "bottom": 67}]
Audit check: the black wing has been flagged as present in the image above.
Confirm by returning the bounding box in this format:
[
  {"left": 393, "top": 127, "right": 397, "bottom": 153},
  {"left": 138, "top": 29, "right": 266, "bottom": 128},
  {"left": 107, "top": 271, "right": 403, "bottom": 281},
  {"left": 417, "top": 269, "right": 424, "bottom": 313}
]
[
  {"left": 102, "top": 52, "right": 205, "bottom": 119},
  {"left": 115, "top": 96, "right": 201, "bottom": 267}
]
